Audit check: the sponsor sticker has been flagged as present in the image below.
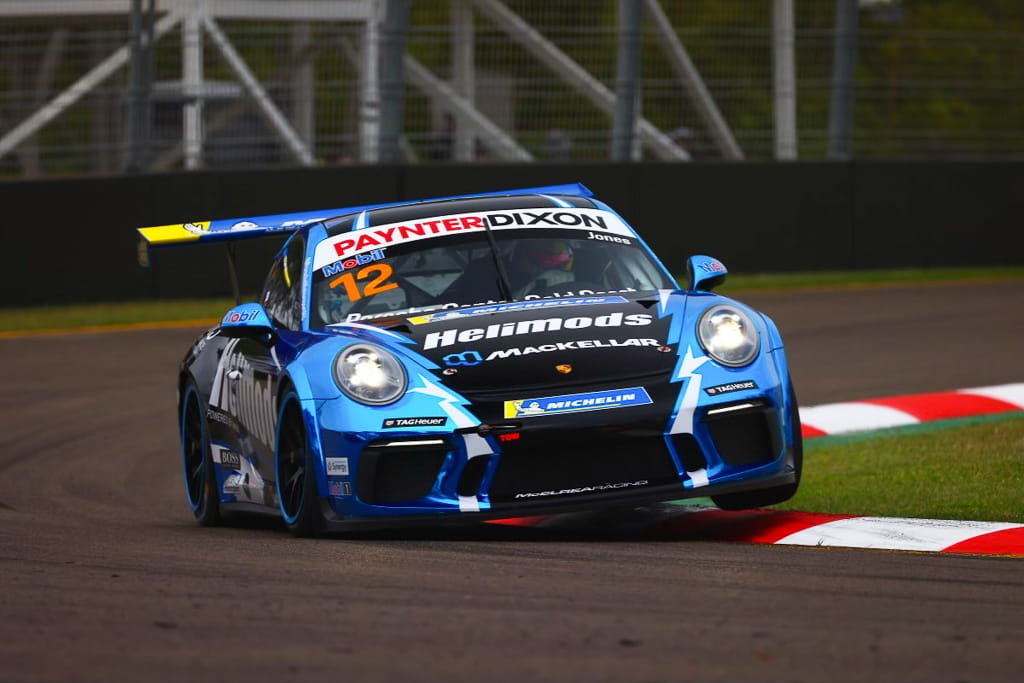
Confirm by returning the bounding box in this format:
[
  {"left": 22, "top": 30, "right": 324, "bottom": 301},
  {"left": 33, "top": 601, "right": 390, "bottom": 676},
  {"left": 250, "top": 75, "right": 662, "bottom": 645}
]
[
  {"left": 423, "top": 312, "right": 653, "bottom": 351},
  {"left": 330, "top": 481, "right": 353, "bottom": 497},
  {"left": 514, "top": 479, "right": 649, "bottom": 499},
  {"left": 217, "top": 449, "right": 242, "bottom": 470},
  {"left": 704, "top": 380, "right": 758, "bottom": 396},
  {"left": 320, "top": 248, "right": 386, "bottom": 278},
  {"left": 698, "top": 259, "right": 725, "bottom": 273},
  {"left": 223, "top": 309, "right": 262, "bottom": 325},
  {"left": 312, "top": 208, "right": 634, "bottom": 270},
  {"left": 476, "top": 338, "right": 659, "bottom": 362},
  {"left": 585, "top": 232, "right": 631, "bottom": 245},
  {"left": 443, "top": 351, "right": 484, "bottom": 367},
  {"left": 503, "top": 387, "right": 652, "bottom": 419},
  {"left": 326, "top": 457, "right": 350, "bottom": 476},
  {"left": 408, "top": 296, "right": 628, "bottom": 325},
  {"left": 381, "top": 416, "right": 448, "bottom": 429}
]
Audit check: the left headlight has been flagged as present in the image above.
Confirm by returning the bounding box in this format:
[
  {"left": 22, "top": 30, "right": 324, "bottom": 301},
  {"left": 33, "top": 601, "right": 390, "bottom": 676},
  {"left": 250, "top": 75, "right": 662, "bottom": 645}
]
[
  {"left": 333, "top": 343, "right": 407, "bottom": 405},
  {"left": 697, "top": 304, "right": 760, "bottom": 367}
]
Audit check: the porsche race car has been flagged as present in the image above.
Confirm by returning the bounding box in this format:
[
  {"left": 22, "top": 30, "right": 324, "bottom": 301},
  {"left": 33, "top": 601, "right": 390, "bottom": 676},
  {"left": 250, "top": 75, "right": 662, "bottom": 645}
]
[{"left": 138, "top": 183, "right": 801, "bottom": 536}]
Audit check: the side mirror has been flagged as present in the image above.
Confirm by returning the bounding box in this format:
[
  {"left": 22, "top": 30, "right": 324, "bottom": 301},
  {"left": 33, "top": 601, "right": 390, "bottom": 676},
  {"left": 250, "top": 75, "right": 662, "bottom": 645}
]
[
  {"left": 686, "top": 255, "right": 728, "bottom": 292},
  {"left": 219, "top": 302, "right": 275, "bottom": 341}
]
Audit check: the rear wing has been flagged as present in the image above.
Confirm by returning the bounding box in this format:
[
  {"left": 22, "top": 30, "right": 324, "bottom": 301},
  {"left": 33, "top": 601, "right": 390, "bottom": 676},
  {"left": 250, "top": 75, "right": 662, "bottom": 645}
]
[{"left": 135, "top": 182, "right": 594, "bottom": 267}]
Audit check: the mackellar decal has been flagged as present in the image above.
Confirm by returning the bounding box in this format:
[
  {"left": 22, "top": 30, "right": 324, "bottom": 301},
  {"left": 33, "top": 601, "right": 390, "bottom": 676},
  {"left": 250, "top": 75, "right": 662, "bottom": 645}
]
[
  {"left": 422, "top": 312, "right": 653, "bottom": 350},
  {"left": 312, "top": 208, "right": 633, "bottom": 271},
  {"left": 442, "top": 338, "right": 660, "bottom": 366}
]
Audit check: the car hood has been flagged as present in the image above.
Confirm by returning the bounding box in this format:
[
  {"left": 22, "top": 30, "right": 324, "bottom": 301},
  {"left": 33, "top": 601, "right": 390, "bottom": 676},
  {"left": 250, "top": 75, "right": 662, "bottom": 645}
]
[{"left": 398, "top": 295, "right": 681, "bottom": 396}]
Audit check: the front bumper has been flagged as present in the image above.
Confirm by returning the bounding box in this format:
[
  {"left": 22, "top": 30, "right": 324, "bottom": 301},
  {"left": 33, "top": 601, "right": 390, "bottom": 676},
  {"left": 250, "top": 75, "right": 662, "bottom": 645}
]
[{"left": 317, "top": 387, "right": 798, "bottom": 528}]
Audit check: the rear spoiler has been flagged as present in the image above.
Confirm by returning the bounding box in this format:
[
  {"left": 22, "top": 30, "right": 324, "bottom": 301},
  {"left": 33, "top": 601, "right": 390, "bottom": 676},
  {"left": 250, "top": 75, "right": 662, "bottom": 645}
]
[{"left": 135, "top": 182, "right": 594, "bottom": 267}]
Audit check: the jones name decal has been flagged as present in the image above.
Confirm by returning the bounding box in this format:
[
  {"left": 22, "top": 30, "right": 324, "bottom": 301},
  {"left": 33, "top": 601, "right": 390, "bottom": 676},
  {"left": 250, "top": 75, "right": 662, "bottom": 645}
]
[{"left": 504, "top": 387, "right": 653, "bottom": 419}]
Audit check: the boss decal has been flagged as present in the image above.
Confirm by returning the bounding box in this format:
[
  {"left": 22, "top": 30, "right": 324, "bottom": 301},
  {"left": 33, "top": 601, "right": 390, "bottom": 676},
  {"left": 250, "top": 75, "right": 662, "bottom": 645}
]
[
  {"left": 382, "top": 417, "right": 448, "bottom": 428},
  {"left": 217, "top": 449, "right": 242, "bottom": 470},
  {"left": 504, "top": 387, "right": 652, "bottom": 419},
  {"left": 704, "top": 380, "right": 758, "bottom": 396},
  {"left": 423, "top": 312, "right": 653, "bottom": 350}
]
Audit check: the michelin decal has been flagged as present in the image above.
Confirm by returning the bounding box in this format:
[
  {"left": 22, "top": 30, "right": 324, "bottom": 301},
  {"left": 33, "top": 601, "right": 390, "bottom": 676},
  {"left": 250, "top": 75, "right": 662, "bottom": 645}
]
[{"left": 504, "top": 387, "right": 652, "bottom": 419}]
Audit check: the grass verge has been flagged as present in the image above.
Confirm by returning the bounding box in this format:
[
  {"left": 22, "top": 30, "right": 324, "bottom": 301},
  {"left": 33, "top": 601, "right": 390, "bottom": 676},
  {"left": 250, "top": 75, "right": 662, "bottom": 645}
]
[
  {"left": 776, "top": 413, "right": 1024, "bottom": 523},
  {"left": 2, "top": 266, "right": 1022, "bottom": 333},
  {"left": 0, "top": 298, "right": 234, "bottom": 333}
]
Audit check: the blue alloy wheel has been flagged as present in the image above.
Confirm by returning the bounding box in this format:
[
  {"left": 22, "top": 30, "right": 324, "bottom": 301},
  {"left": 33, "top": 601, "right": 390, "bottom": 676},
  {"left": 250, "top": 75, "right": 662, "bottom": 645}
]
[
  {"left": 180, "top": 383, "right": 221, "bottom": 525},
  {"left": 275, "top": 392, "right": 323, "bottom": 537}
]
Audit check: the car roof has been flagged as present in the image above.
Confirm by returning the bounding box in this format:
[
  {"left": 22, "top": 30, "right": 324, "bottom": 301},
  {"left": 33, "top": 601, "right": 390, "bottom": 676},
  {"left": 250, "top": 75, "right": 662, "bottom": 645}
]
[{"left": 322, "top": 193, "right": 599, "bottom": 238}]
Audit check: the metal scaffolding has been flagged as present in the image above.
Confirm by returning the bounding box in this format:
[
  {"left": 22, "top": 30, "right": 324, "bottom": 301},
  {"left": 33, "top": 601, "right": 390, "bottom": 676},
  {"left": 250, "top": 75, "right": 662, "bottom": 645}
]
[{"left": 0, "top": 0, "right": 753, "bottom": 172}]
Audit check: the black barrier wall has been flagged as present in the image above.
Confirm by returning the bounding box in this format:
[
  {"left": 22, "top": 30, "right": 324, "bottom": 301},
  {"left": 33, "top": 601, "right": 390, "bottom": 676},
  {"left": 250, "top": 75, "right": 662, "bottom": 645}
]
[{"left": 2, "top": 161, "right": 1022, "bottom": 306}]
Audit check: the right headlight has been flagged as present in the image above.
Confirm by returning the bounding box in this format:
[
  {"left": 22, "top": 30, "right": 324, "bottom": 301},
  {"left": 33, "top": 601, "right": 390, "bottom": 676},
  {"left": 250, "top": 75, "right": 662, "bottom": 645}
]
[
  {"left": 697, "top": 304, "right": 760, "bottom": 367},
  {"left": 333, "top": 343, "right": 407, "bottom": 405}
]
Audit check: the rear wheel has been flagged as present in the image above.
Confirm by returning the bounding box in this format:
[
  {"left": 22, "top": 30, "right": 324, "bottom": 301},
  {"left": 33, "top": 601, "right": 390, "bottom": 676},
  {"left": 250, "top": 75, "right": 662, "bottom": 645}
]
[
  {"left": 711, "top": 379, "right": 803, "bottom": 511},
  {"left": 275, "top": 392, "right": 324, "bottom": 537},
  {"left": 180, "top": 382, "right": 222, "bottom": 526}
]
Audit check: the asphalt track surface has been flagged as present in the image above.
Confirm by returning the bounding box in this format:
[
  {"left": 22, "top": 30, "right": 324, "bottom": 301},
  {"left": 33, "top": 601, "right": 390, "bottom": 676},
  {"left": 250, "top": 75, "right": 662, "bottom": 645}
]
[{"left": 1, "top": 281, "right": 1022, "bottom": 683}]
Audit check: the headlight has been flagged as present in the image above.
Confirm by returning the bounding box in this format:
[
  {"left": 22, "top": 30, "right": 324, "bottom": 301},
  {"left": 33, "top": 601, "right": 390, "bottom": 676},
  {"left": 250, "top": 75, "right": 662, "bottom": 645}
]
[
  {"left": 697, "top": 304, "right": 760, "bottom": 367},
  {"left": 333, "top": 343, "right": 407, "bottom": 405}
]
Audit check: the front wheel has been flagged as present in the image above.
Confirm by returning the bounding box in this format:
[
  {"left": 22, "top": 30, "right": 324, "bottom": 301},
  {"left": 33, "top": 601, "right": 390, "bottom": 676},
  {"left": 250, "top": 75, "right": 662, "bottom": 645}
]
[
  {"left": 180, "top": 381, "right": 222, "bottom": 526},
  {"left": 275, "top": 392, "right": 324, "bottom": 537},
  {"left": 711, "top": 379, "right": 803, "bottom": 511}
]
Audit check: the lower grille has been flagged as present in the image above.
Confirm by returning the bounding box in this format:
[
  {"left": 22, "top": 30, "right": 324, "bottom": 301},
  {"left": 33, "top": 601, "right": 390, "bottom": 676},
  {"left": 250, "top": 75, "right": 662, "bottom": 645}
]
[{"left": 488, "top": 435, "right": 678, "bottom": 503}]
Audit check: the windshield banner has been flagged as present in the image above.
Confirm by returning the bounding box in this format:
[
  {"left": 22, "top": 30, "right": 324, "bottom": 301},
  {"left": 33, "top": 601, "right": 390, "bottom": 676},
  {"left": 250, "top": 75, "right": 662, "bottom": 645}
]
[{"left": 312, "top": 208, "right": 635, "bottom": 271}]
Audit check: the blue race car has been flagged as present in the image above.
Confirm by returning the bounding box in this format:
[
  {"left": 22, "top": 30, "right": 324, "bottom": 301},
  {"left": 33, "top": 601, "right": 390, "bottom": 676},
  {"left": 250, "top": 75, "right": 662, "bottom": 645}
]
[{"left": 138, "top": 183, "right": 801, "bottom": 536}]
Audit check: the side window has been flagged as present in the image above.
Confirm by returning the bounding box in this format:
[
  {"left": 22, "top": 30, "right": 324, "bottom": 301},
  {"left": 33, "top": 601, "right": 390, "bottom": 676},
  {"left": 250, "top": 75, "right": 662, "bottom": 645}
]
[{"left": 262, "top": 235, "right": 305, "bottom": 330}]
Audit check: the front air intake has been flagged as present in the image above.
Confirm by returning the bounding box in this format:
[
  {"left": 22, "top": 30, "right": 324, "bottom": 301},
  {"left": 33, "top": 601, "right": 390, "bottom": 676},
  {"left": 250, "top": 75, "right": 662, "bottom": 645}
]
[{"left": 357, "top": 439, "right": 450, "bottom": 504}]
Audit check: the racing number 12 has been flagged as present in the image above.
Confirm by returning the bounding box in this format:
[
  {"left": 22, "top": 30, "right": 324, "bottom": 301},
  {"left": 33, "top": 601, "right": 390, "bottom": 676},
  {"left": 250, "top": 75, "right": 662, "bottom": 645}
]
[{"left": 329, "top": 263, "right": 398, "bottom": 302}]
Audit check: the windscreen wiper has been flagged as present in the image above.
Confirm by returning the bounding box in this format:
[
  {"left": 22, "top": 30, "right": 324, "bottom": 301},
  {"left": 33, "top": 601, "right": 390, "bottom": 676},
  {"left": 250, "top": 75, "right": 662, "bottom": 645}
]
[{"left": 481, "top": 221, "right": 514, "bottom": 301}]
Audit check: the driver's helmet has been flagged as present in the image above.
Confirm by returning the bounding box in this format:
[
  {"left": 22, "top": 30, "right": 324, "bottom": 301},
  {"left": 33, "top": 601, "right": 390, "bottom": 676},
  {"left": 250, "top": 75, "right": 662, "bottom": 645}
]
[{"left": 520, "top": 239, "right": 574, "bottom": 272}]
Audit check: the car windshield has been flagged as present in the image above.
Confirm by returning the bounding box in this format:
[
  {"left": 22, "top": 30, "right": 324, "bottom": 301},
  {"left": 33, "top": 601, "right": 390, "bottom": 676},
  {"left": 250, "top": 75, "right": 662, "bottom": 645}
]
[{"left": 310, "top": 210, "right": 675, "bottom": 328}]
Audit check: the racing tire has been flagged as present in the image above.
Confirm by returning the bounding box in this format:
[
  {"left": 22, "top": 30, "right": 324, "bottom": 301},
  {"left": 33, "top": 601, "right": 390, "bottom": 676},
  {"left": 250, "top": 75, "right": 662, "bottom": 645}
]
[
  {"left": 275, "top": 392, "right": 325, "bottom": 537},
  {"left": 180, "top": 381, "right": 222, "bottom": 526},
  {"left": 711, "top": 378, "right": 803, "bottom": 511}
]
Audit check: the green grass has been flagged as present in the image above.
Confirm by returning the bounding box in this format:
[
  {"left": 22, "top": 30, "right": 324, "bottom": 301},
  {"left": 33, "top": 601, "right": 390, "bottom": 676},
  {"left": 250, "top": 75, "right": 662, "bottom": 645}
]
[
  {"left": 0, "top": 298, "right": 234, "bottom": 333},
  {"left": 776, "top": 413, "right": 1024, "bottom": 523},
  {"left": 2, "top": 266, "right": 1022, "bottom": 333},
  {"left": 718, "top": 265, "right": 1024, "bottom": 293}
]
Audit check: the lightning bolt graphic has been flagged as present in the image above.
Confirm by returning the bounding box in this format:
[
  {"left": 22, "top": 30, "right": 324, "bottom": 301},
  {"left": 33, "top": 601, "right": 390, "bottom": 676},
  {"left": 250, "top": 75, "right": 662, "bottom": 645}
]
[
  {"left": 410, "top": 374, "right": 490, "bottom": 511},
  {"left": 668, "top": 346, "right": 711, "bottom": 488}
]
